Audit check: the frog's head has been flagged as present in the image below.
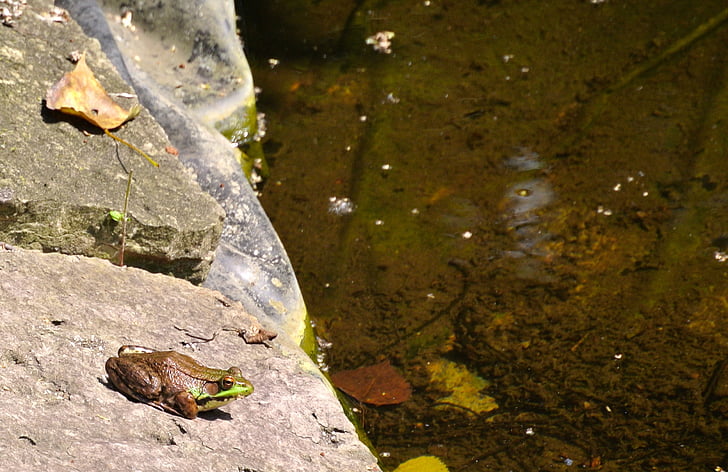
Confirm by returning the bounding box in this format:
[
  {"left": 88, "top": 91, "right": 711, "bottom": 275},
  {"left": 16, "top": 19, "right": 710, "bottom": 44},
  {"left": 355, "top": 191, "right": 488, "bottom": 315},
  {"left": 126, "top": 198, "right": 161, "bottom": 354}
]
[{"left": 191, "top": 367, "right": 254, "bottom": 411}]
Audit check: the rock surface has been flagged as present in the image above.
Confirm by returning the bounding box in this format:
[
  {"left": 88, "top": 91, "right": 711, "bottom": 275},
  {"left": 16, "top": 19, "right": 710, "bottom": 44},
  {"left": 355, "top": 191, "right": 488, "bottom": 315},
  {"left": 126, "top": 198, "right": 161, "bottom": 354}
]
[
  {"left": 0, "top": 247, "right": 380, "bottom": 472},
  {"left": 0, "top": 2, "right": 380, "bottom": 470},
  {"left": 0, "top": 1, "right": 225, "bottom": 283},
  {"left": 59, "top": 0, "right": 309, "bottom": 343},
  {"left": 97, "top": 0, "right": 258, "bottom": 143}
]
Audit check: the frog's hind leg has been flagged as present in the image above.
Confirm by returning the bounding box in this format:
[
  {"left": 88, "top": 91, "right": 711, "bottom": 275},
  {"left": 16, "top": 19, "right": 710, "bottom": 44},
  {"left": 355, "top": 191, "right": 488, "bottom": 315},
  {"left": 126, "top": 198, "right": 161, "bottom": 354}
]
[{"left": 105, "top": 357, "right": 163, "bottom": 406}]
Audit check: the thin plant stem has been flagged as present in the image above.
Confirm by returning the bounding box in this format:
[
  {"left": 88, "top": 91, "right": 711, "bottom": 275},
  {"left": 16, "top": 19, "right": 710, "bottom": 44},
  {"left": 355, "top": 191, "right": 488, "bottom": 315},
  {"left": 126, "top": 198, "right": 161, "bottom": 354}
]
[
  {"left": 119, "top": 170, "right": 133, "bottom": 266},
  {"left": 104, "top": 129, "right": 159, "bottom": 167}
]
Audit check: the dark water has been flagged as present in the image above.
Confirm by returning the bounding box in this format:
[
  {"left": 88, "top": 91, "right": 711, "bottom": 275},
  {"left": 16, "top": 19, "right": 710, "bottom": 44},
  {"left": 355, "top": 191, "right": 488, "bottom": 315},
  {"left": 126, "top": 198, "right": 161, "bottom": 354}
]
[{"left": 240, "top": 1, "right": 728, "bottom": 470}]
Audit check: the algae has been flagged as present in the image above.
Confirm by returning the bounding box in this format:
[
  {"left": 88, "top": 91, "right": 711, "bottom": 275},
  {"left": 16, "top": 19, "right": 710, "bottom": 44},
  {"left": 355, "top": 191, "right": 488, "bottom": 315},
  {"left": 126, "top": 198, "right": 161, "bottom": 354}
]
[
  {"left": 252, "top": 0, "right": 728, "bottom": 469},
  {"left": 427, "top": 358, "right": 498, "bottom": 415}
]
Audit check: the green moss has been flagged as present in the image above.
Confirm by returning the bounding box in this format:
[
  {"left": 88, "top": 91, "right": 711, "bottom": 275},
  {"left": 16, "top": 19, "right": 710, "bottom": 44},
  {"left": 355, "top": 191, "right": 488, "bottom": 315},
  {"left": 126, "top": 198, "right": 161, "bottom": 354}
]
[{"left": 217, "top": 102, "right": 258, "bottom": 146}]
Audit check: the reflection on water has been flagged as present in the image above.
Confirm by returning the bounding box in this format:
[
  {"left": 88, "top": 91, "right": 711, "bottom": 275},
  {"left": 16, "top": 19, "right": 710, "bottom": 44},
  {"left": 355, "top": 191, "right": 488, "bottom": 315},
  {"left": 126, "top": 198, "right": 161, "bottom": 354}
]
[
  {"left": 245, "top": 0, "right": 728, "bottom": 470},
  {"left": 327, "top": 196, "right": 356, "bottom": 216},
  {"left": 501, "top": 148, "right": 557, "bottom": 282}
]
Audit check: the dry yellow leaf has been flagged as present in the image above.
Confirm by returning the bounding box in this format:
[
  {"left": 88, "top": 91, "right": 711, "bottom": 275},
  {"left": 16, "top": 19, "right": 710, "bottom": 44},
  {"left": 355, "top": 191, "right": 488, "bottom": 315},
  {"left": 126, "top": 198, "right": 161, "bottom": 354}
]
[
  {"left": 46, "top": 52, "right": 140, "bottom": 130},
  {"left": 45, "top": 52, "right": 157, "bottom": 167}
]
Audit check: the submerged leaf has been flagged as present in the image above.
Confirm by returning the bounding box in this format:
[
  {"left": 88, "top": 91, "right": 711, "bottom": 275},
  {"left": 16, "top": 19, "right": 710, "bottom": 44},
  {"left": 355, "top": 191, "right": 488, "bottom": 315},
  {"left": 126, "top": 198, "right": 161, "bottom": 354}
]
[
  {"left": 331, "top": 360, "right": 412, "bottom": 406},
  {"left": 393, "top": 456, "right": 449, "bottom": 472},
  {"left": 427, "top": 358, "right": 498, "bottom": 414},
  {"left": 46, "top": 52, "right": 140, "bottom": 130}
]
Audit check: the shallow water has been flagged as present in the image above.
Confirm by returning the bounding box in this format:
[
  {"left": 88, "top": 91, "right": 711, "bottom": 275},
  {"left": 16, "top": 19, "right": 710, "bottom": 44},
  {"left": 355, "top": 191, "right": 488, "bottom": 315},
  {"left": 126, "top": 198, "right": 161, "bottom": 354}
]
[{"left": 241, "top": 1, "right": 728, "bottom": 469}]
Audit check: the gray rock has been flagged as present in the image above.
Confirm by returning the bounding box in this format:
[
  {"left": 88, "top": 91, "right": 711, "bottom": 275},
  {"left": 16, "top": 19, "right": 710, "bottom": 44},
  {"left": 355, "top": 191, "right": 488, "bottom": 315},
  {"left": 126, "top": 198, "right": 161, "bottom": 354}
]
[
  {"left": 0, "top": 0, "right": 224, "bottom": 283},
  {"left": 0, "top": 247, "right": 381, "bottom": 472},
  {"left": 58, "top": 0, "right": 310, "bottom": 343},
  {"left": 0, "top": 3, "right": 380, "bottom": 470}
]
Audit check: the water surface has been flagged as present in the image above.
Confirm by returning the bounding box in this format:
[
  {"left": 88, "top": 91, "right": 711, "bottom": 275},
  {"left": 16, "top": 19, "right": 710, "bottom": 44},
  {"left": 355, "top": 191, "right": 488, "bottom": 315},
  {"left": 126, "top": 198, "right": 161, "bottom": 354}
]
[{"left": 242, "top": 1, "right": 728, "bottom": 469}]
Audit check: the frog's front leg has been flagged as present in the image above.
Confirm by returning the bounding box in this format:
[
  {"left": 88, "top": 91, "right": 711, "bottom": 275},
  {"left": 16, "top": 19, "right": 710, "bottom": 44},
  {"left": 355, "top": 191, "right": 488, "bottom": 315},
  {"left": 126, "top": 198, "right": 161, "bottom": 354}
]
[{"left": 164, "top": 391, "right": 199, "bottom": 419}]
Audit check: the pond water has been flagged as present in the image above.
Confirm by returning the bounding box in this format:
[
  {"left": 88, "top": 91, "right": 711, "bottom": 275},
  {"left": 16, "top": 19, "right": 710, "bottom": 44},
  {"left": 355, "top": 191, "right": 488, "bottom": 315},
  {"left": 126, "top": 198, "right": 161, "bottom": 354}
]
[{"left": 239, "top": 1, "right": 728, "bottom": 470}]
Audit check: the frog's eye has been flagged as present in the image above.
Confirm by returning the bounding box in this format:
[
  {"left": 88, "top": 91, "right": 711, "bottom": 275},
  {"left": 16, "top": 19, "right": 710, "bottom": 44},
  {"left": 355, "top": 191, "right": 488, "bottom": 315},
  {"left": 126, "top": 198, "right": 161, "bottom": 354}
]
[{"left": 221, "top": 375, "right": 236, "bottom": 390}]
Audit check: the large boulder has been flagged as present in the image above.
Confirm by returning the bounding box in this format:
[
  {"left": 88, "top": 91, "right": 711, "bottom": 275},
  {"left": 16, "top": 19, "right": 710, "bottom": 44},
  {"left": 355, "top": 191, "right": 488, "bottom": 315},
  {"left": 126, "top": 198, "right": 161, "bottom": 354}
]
[
  {"left": 0, "top": 1, "right": 224, "bottom": 282},
  {"left": 0, "top": 247, "right": 381, "bottom": 471},
  {"left": 58, "top": 0, "right": 310, "bottom": 344}
]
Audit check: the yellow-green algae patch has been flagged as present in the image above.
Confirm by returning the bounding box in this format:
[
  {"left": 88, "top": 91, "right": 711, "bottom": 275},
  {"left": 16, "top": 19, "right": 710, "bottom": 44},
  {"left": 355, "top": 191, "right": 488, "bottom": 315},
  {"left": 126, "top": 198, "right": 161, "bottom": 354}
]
[{"left": 427, "top": 359, "right": 498, "bottom": 415}]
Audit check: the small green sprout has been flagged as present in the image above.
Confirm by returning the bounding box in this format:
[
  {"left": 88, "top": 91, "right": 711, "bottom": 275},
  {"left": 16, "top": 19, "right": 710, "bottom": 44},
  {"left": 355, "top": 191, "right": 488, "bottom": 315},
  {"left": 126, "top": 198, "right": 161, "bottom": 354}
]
[{"left": 108, "top": 210, "right": 126, "bottom": 222}]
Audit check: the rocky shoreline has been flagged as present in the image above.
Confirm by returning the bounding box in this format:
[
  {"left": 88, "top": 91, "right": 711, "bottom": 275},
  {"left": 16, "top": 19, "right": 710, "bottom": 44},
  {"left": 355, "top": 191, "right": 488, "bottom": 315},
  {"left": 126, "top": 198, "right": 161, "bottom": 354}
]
[{"left": 0, "top": 1, "right": 380, "bottom": 470}]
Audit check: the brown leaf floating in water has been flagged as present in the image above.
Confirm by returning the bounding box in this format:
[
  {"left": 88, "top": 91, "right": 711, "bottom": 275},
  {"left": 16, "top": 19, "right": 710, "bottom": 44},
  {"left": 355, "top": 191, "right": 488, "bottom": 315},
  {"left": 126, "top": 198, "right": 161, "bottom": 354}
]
[{"left": 331, "top": 360, "right": 412, "bottom": 406}]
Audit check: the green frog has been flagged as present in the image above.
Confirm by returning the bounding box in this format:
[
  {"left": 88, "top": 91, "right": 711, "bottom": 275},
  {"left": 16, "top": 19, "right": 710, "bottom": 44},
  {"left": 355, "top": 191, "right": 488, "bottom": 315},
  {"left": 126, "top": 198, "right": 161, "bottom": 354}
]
[{"left": 105, "top": 345, "right": 253, "bottom": 419}]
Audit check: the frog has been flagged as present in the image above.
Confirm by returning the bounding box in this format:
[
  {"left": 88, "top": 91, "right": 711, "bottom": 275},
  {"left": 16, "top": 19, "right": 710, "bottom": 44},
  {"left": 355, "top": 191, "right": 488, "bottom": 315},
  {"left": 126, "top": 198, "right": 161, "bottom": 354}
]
[{"left": 105, "top": 345, "right": 253, "bottom": 419}]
